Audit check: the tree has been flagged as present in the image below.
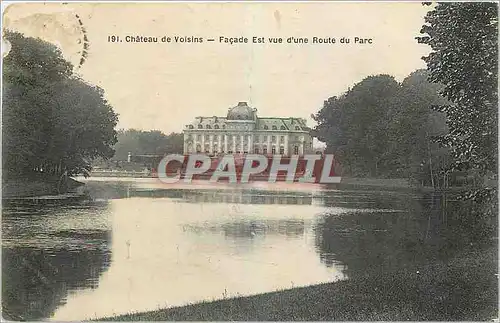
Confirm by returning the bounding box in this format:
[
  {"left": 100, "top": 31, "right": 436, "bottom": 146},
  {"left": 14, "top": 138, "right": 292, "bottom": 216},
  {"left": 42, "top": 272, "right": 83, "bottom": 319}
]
[
  {"left": 111, "top": 129, "right": 184, "bottom": 161},
  {"left": 417, "top": 3, "right": 498, "bottom": 202},
  {"left": 313, "top": 71, "right": 450, "bottom": 183},
  {"left": 2, "top": 31, "right": 118, "bottom": 177},
  {"left": 313, "top": 75, "right": 401, "bottom": 177},
  {"left": 388, "top": 70, "right": 449, "bottom": 186}
]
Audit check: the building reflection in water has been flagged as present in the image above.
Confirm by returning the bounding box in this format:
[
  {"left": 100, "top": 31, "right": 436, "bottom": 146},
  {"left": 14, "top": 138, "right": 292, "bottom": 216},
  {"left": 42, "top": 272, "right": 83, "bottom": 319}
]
[
  {"left": 183, "top": 219, "right": 306, "bottom": 240},
  {"left": 81, "top": 180, "right": 316, "bottom": 206},
  {"left": 2, "top": 200, "right": 113, "bottom": 321},
  {"left": 180, "top": 189, "right": 313, "bottom": 206}
]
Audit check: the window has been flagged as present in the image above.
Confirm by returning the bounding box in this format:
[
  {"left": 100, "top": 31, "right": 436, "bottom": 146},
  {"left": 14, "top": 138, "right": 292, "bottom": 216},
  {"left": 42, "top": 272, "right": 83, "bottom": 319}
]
[
  {"left": 263, "top": 125, "right": 269, "bottom": 130},
  {"left": 245, "top": 135, "right": 249, "bottom": 140},
  {"left": 279, "top": 147, "right": 285, "bottom": 155},
  {"left": 272, "top": 125, "right": 277, "bottom": 130},
  {"left": 198, "top": 124, "right": 203, "bottom": 129},
  {"left": 206, "top": 125, "right": 211, "bottom": 129},
  {"left": 295, "top": 126, "right": 301, "bottom": 130},
  {"left": 254, "top": 147, "right": 260, "bottom": 154},
  {"left": 189, "top": 125, "right": 194, "bottom": 129},
  {"left": 263, "top": 147, "right": 268, "bottom": 154},
  {"left": 244, "top": 151, "right": 248, "bottom": 154},
  {"left": 280, "top": 125, "right": 286, "bottom": 130},
  {"left": 214, "top": 125, "right": 219, "bottom": 129},
  {"left": 196, "top": 144, "right": 201, "bottom": 153},
  {"left": 294, "top": 135, "right": 299, "bottom": 140},
  {"left": 197, "top": 135, "right": 201, "bottom": 140},
  {"left": 228, "top": 150, "right": 232, "bottom": 154},
  {"left": 222, "top": 125, "right": 226, "bottom": 129},
  {"left": 272, "top": 136, "right": 276, "bottom": 143},
  {"left": 280, "top": 136, "right": 284, "bottom": 143},
  {"left": 213, "top": 135, "right": 218, "bottom": 140},
  {"left": 213, "top": 145, "right": 218, "bottom": 152},
  {"left": 271, "top": 147, "right": 276, "bottom": 154},
  {"left": 294, "top": 146, "right": 299, "bottom": 155},
  {"left": 236, "top": 135, "right": 240, "bottom": 140},
  {"left": 263, "top": 135, "right": 267, "bottom": 141},
  {"left": 205, "top": 135, "right": 210, "bottom": 140}
]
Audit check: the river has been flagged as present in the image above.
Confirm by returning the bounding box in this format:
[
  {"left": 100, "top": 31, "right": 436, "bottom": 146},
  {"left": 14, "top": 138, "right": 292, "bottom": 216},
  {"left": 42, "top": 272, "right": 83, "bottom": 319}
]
[{"left": 2, "top": 178, "right": 496, "bottom": 321}]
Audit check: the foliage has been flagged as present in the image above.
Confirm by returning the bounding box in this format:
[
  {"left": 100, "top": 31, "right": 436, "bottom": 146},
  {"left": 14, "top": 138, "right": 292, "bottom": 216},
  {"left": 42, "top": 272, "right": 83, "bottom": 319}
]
[
  {"left": 313, "top": 75, "right": 400, "bottom": 177},
  {"left": 389, "top": 70, "right": 449, "bottom": 185},
  {"left": 111, "top": 129, "right": 184, "bottom": 161},
  {"left": 313, "top": 72, "right": 448, "bottom": 183},
  {"left": 417, "top": 2, "right": 497, "bottom": 205},
  {"left": 2, "top": 31, "right": 118, "bottom": 177}
]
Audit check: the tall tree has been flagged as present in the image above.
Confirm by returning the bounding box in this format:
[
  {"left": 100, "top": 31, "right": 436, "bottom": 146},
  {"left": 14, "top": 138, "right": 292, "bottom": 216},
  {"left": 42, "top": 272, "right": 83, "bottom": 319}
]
[
  {"left": 313, "top": 75, "right": 401, "bottom": 177},
  {"left": 417, "top": 3, "right": 498, "bottom": 202},
  {"left": 313, "top": 71, "right": 449, "bottom": 182},
  {"left": 2, "top": 31, "right": 118, "bottom": 177},
  {"left": 388, "top": 70, "right": 449, "bottom": 185}
]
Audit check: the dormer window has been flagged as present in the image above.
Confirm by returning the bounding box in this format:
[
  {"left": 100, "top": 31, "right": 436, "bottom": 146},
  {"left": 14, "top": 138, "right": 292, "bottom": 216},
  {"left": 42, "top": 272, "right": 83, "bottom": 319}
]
[
  {"left": 214, "top": 125, "right": 219, "bottom": 129},
  {"left": 272, "top": 125, "right": 277, "bottom": 130},
  {"left": 206, "top": 125, "right": 212, "bottom": 129},
  {"left": 280, "top": 126, "right": 286, "bottom": 130},
  {"left": 198, "top": 124, "right": 203, "bottom": 129},
  {"left": 188, "top": 125, "right": 194, "bottom": 129},
  {"left": 222, "top": 125, "right": 226, "bottom": 129},
  {"left": 263, "top": 125, "right": 269, "bottom": 130},
  {"left": 295, "top": 126, "right": 301, "bottom": 130}
]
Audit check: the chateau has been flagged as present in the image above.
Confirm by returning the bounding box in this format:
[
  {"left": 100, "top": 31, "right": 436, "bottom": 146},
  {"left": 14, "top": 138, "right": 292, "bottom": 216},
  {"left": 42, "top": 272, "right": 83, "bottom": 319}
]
[{"left": 183, "top": 102, "right": 314, "bottom": 156}]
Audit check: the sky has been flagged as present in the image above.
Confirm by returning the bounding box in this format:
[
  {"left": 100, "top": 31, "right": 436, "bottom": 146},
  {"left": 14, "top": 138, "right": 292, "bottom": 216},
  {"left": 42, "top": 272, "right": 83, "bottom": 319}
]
[{"left": 3, "top": 2, "right": 431, "bottom": 135}]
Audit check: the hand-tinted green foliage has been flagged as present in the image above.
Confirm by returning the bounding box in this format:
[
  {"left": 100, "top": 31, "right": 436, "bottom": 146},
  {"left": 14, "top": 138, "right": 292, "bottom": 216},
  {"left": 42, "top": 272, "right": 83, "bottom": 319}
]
[
  {"left": 313, "top": 75, "right": 399, "bottom": 177},
  {"left": 2, "top": 31, "right": 118, "bottom": 177},
  {"left": 417, "top": 3, "right": 497, "bottom": 203},
  {"left": 313, "top": 72, "right": 448, "bottom": 184},
  {"left": 111, "top": 129, "right": 184, "bottom": 161},
  {"left": 389, "top": 70, "right": 449, "bottom": 185}
]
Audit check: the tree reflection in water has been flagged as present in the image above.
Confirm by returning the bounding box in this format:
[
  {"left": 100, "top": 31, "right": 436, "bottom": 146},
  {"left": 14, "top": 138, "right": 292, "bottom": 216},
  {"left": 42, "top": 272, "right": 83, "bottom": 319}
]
[
  {"left": 313, "top": 190, "right": 498, "bottom": 319},
  {"left": 2, "top": 200, "right": 112, "bottom": 321},
  {"left": 314, "top": 191, "right": 496, "bottom": 275}
]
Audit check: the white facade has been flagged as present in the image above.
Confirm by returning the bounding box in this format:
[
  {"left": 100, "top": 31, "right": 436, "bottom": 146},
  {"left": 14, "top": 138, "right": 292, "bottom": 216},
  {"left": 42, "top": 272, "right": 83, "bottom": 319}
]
[{"left": 183, "top": 102, "right": 314, "bottom": 156}]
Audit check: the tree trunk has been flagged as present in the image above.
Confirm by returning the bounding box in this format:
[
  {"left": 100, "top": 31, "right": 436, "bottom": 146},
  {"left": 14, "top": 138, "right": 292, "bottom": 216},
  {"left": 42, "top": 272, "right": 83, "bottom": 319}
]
[{"left": 426, "top": 132, "right": 435, "bottom": 189}]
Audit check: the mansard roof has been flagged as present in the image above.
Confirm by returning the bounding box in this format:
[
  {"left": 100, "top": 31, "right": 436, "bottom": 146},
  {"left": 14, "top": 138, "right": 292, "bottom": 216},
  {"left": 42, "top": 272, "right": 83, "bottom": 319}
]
[
  {"left": 257, "top": 117, "right": 308, "bottom": 131},
  {"left": 183, "top": 101, "right": 309, "bottom": 132}
]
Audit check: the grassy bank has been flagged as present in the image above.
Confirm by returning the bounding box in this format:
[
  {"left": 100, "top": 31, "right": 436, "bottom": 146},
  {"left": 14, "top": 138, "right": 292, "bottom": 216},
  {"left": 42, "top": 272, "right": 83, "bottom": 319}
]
[
  {"left": 2, "top": 174, "right": 84, "bottom": 198},
  {"left": 99, "top": 245, "right": 497, "bottom": 321}
]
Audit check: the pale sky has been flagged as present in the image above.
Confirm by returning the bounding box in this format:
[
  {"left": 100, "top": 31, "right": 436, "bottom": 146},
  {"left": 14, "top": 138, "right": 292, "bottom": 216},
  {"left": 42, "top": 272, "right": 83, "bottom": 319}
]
[{"left": 3, "top": 2, "right": 431, "bottom": 134}]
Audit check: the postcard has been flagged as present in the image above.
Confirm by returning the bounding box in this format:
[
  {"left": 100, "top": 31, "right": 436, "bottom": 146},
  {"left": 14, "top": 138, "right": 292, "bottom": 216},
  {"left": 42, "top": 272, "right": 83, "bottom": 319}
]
[{"left": 2, "top": 2, "right": 498, "bottom": 321}]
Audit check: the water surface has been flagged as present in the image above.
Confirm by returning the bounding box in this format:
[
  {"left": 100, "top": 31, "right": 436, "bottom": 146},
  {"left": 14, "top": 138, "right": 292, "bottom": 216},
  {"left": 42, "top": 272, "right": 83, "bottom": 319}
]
[{"left": 2, "top": 178, "right": 466, "bottom": 321}]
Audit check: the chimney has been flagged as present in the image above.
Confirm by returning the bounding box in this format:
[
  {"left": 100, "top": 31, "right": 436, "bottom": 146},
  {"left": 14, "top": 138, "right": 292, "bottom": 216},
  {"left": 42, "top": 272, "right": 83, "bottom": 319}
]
[{"left": 238, "top": 101, "right": 247, "bottom": 106}]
